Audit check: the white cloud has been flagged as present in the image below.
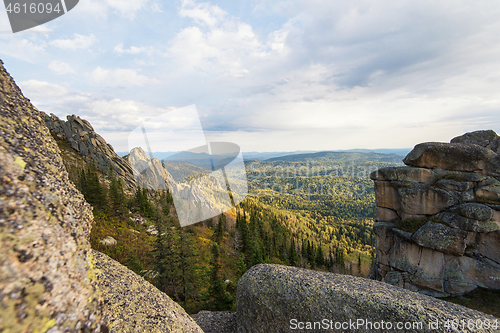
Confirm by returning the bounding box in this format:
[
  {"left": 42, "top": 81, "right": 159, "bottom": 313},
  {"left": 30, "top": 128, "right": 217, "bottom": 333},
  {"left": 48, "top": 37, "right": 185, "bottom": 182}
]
[
  {"left": 89, "top": 67, "right": 160, "bottom": 86},
  {"left": 18, "top": 80, "right": 68, "bottom": 99},
  {"left": 0, "top": 38, "right": 46, "bottom": 63},
  {"left": 76, "top": 0, "right": 154, "bottom": 19},
  {"left": 48, "top": 61, "right": 75, "bottom": 75},
  {"left": 114, "top": 43, "right": 149, "bottom": 55},
  {"left": 5, "top": 0, "right": 500, "bottom": 151},
  {"left": 179, "top": 0, "right": 227, "bottom": 28},
  {"left": 167, "top": 0, "right": 273, "bottom": 77},
  {"left": 49, "top": 34, "right": 97, "bottom": 50},
  {"left": 103, "top": 0, "right": 151, "bottom": 19}
]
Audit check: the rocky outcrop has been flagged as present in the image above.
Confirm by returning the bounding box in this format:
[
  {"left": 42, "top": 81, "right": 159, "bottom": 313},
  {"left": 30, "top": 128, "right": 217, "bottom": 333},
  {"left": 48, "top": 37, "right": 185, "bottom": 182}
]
[
  {"left": 92, "top": 250, "right": 203, "bottom": 333},
  {"left": 237, "top": 264, "right": 497, "bottom": 333},
  {"left": 371, "top": 130, "right": 500, "bottom": 296},
  {"left": 191, "top": 311, "right": 237, "bottom": 333},
  {"left": 126, "top": 146, "right": 231, "bottom": 226},
  {"left": 0, "top": 60, "right": 106, "bottom": 331},
  {"left": 125, "top": 146, "right": 174, "bottom": 190},
  {"left": 44, "top": 113, "right": 136, "bottom": 188}
]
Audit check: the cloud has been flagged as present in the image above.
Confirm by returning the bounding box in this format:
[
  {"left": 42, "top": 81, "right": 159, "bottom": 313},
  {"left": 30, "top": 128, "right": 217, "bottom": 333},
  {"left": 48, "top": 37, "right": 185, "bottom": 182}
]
[
  {"left": 48, "top": 61, "right": 75, "bottom": 75},
  {"left": 166, "top": 0, "right": 274, "bottom": 77},
  {"left": 76, "top": 0, "right": 157, "bottom": 19},
  {"left": 89, "top": 67, "right": 160, "bottom": 86},
  {"left": 103, "top": 0, "right": 153, "bottom": 18},
  {"left": 18, "top": 80, "right": 68, "bottom": 99},
  {"left": 179, "top": 0, "right": 227, "bottom": 28},
  {"left": 49, "top": 34, "right": 97, "bottom": 50},
  {"left": 0, "top": 38, "right": 46, "bottom": 63},
  {"left": 6, "top": 0, "right": 500, "bottom": 152},
  {"left": 114, "top": 43, "right": 150, "bottom": 55},
  {"left": 84, "top": 98, "right": 175, "bottom": 130}
]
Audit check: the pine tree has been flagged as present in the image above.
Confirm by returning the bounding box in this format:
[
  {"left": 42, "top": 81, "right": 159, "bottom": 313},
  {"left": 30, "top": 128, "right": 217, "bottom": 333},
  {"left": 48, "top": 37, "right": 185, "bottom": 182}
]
[
  {"left": 207, "top": 243, "right": 233, "bottom": 310},
  {"left": 328, "top": 247, "right": 334, "bottom": 271},
  {"left": 213, "top": 213, "right": 225, "bottom": 244},
  {"left": 134, "top": 188, "right": 156, "bottom": 219},
  {"left": 159, "top": 189, "right": 171, "bottom": 216},
  {"left": 79, "top": 165, "right": 108, "bottom": 214},
  {"left": 108, "top": 166, "right": 126, "bottom": 218},
  {"left": 289, "top": 238, "right": 298, "bottom": 267},
  {"left": 357, "top": 253, "right": 362, "bottom": 276},
  {"left": 152, "top": 217, "right": 180, "bottom": 300},
  {"left": 238, "top": 211, "right": 249, "bottom": 254},
  {"left": 301, "top": 238, "right": 308, "bottom": 261},
  {"left": 236, "top": 253, "right": 247, "bottom": 278},
  {"left": 178, "top": 227, "right": 200, "bottom": 303}
]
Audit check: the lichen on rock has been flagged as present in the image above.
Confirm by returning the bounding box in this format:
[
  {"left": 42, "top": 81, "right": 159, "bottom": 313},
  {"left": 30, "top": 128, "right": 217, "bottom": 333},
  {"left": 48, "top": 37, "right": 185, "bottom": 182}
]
[
  {"left": 237, "top": 264, "right": 498, "bottom": 333},
  {"left": 0, "top": 59, "right": 106, "bottom": 331},
  {"left": 371, "top": 130, "right": 500, "bottom": 297}
]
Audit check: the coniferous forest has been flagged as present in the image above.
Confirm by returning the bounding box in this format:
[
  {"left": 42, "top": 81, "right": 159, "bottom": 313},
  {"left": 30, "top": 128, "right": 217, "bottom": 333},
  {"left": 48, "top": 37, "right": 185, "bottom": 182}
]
[{"left": 56, "top": 137, "right": 404, "bottom": 313}]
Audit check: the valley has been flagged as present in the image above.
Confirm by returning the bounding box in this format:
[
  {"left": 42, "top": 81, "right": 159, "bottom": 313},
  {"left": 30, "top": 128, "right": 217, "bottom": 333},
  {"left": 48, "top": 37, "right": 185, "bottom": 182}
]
[{"left": 53, "top": 127, "right": 406, "bottom": 313}]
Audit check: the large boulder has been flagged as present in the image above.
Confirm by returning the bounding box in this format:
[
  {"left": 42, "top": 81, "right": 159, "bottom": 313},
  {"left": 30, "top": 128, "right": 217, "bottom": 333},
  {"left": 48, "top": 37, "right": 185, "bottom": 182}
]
[
  {"left": 411, "top": 221, "right": 468, "bottom": 256},
  {"left": 451, "top": 130, "right": 500, "bottom": 154},
  {"left": 398, "top": 186, "right": 458, "bottom": 215},
  {"left": 237, "top": 264, "right": 497, "bottom": 333},
  {"left": 0, "top": 60, "right": 105, "bottom": 331},
  {"left": 92, "top": 250, "right": 203, "bottom": 333},
  {"left": 403, "top": 142, "right": 499, "bottom": 176},
  {"left": 191, "top": 311, "right": 237, "bottom": 333}
]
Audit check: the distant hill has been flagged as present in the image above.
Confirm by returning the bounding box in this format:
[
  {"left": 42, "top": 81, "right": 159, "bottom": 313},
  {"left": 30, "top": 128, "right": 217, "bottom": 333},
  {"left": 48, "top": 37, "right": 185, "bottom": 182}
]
[
  {"left": 244, "top": 149, "right": 410, "bottom": 161},
  {"left": 118, "top": 148, "right": 411, "bottom": 162},
  {"left": 162, "top": 160, "right": 210, "bottom": 182},
  {"left": 242, "top": 150, "right": 318, "bottom": 161},
  {"left": 341, "top": 148, "right": 412, "bottom": 156},
  {"left": 265, "top": 151, "right": 405, "bottom": 163}
]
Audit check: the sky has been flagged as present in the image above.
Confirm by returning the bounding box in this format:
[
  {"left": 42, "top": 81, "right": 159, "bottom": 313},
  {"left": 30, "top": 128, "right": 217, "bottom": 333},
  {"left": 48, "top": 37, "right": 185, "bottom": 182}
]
[{"left": 1, "top": 0, "right": 500, "bottom": 153}]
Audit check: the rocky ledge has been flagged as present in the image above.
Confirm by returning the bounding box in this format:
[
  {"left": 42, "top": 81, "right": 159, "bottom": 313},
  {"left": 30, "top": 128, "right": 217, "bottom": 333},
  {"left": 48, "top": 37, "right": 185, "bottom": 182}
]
[{"left": 370, "top": 130, "right": 500, "bottom": 296}]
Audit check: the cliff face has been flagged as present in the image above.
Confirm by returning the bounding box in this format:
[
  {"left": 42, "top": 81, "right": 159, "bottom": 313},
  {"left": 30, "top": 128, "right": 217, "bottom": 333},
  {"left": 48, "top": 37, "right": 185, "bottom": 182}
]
[
  {"left": 0, "top": 62, "right": 105, "bottom": 330},
  {"left": 371, "top": 130, "right": 500, "bottom": 297},
  {"left": 44, "top": 113, "right": 136, "bottom": 189}
]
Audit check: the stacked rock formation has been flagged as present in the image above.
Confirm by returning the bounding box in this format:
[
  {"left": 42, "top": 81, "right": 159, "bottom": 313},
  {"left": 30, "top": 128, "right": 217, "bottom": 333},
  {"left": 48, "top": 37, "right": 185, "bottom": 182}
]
[
  {"left": 371, "top": 130, "right": 500, "bottom": 296},
  {"left": 44, "top": 113, "right": 136, "bottom": 188}
]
